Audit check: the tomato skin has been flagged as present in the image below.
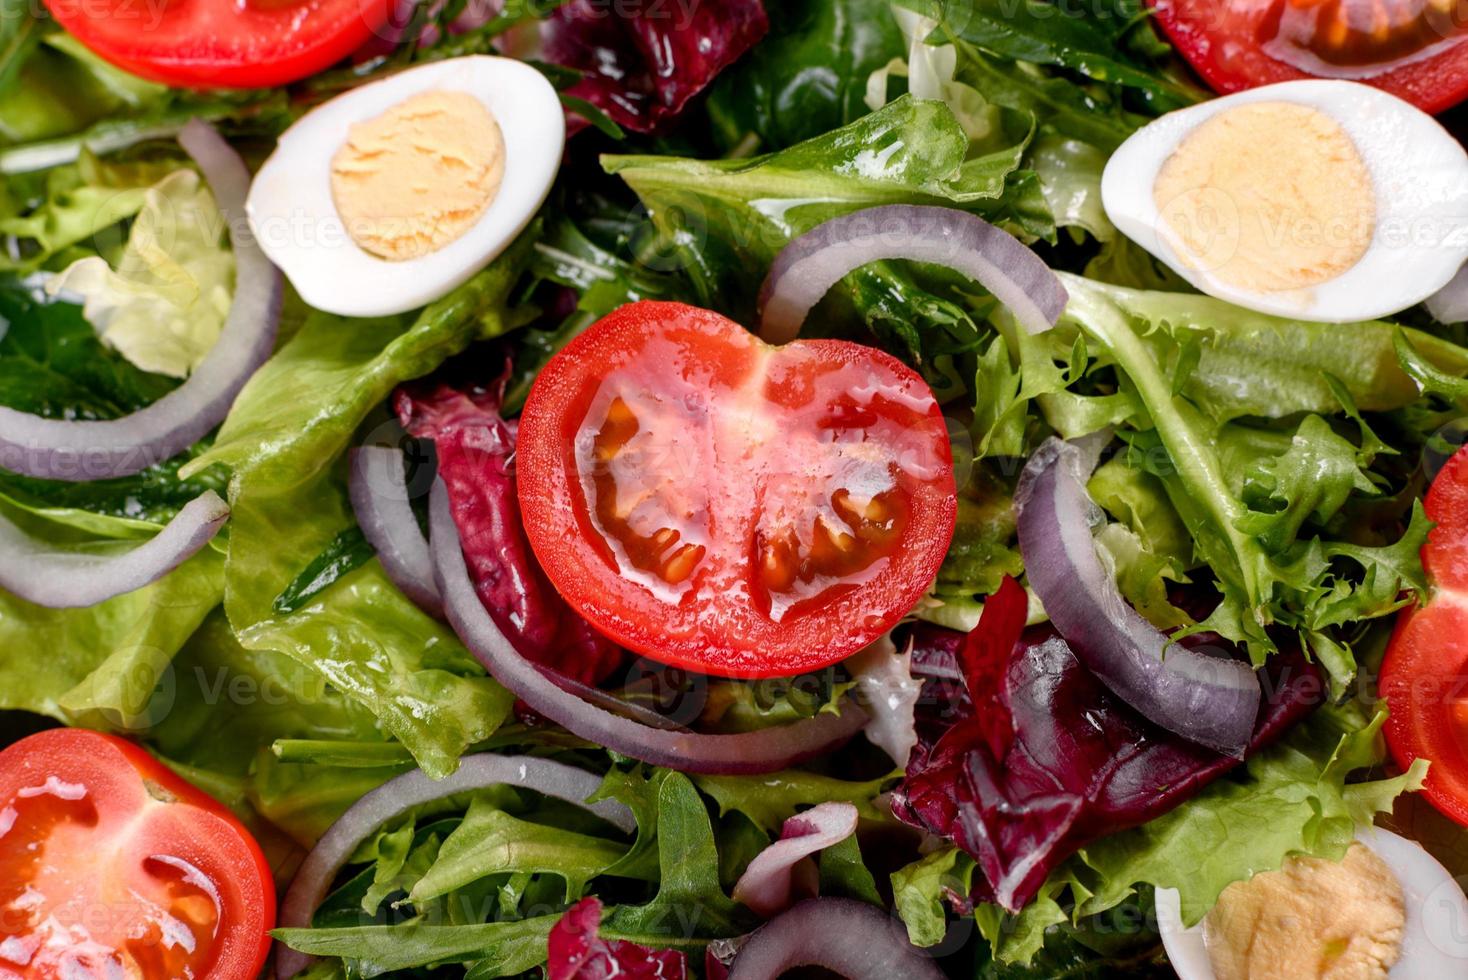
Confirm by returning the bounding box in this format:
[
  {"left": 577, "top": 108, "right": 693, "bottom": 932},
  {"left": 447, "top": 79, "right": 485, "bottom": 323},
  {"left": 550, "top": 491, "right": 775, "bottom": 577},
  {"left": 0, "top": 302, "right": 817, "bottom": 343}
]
[
  {"left": 517, "top": 301, "right": 957, "bottom": 679},
  {"left": 1383, "top": 446, "right": 1468, "bottom": 827},
  {"left": 1150, "top": 0, "right": 1468, "bottom": 115},
  {"left": 43, "top": 0, "right": 396, "bottom": 89},
  {"left": 0, "top": 728, "right": 276, "bottom": 979}
]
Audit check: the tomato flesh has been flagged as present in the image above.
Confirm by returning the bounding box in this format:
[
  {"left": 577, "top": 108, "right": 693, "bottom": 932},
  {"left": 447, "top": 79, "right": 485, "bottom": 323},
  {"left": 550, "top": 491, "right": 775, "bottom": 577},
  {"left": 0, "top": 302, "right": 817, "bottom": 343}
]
[
  {"left": 0, "top": 729, "right": 275, "bottom": 979},
  {"left": 1150, "top": 0, "right": 1468, "bottom": 114},
  {"left": 517, "top": 301, "right": 957, "bottom": 678},
  {"left": 1383, "top": 444, "right": 1468, "bottom": 827},
  {"left": 43, "top": 0, "right": 396, "bottom": 89}
]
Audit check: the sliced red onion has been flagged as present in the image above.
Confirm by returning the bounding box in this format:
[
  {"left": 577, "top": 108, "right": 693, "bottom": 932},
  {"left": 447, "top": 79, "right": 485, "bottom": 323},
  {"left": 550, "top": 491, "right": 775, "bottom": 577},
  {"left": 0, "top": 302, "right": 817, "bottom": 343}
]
[
  {"left": 349, "top": 446, "right": 442, "bottom": 617},
  {"left": 1427, "top": 261, "right": 1468, "bottom": 324},
  {"left": 0, "top": 120, "right": 281, "bottom": 482},
  {"left": 275, "top": 753, "right": 634, "bottom": 980},
  {"left": 429, "top": 480, "right": 871, "bottom": 774},
  {"left": 1014, "top": 437, "right": 1260, "bottom": 756},
  {"left": 727, "top": 899, "right": 944, "bottom": 980},
  {"left": 757, "top": 205, "right": 1066, "bottom": 345},
  {"left": 732, "top": 802, "right": 859, "bottom": 918},
  {"left": 0, "top": 490, "right": 227, "bottom": 608}
]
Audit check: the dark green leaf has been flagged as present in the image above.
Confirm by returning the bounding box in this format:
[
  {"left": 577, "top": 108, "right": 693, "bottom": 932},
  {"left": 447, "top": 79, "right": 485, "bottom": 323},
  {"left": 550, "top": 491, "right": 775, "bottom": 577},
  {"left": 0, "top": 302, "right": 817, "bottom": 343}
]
[{"left": 273, "top": 527, "right": 376, "bottom": 615}]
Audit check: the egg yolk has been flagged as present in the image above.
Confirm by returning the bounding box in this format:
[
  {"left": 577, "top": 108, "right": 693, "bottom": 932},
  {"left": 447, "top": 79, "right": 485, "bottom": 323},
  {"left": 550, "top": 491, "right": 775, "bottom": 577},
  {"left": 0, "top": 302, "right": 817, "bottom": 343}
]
[
  {"left": 331, "top": 89, "right": 506, "bottom": 261},
  {"left": 1152, "top": 101, "right": 1377, "bottom": 294},
  {"left": 1201, "top": 843, "right": 1405, "bottom": 980}
]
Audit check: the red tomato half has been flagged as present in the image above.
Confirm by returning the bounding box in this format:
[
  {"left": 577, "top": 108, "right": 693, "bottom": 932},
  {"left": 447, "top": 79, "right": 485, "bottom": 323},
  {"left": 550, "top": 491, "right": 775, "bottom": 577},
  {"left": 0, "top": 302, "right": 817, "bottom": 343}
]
[
  {"left": 517, "top": 301, "right": 958, "bottom": 679},
  {"left": 43, "top": 0, "right": 396, "bottom": 89},
  {"left": 0, "top": 729, "right": 275, "bottom": 978},
  {"left": 1150, "top": 0, "right": 1468, "bottom": 114},
  {"left": 1383, "top": 444, "right": 1468, "bottom": 826}
]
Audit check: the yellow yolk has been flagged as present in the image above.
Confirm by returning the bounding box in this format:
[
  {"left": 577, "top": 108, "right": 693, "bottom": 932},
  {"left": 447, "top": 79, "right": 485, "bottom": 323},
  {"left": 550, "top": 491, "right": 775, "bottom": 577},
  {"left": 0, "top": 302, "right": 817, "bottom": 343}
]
[
  {"left": 1153, "top": 101, "right": 1376, "bottom": 294},
  {"left": 1202, "top": 843, "right": 1405, "bottom": 980},
  {"left": 331, "top": 90, "right": 506, "bottom": 261}
]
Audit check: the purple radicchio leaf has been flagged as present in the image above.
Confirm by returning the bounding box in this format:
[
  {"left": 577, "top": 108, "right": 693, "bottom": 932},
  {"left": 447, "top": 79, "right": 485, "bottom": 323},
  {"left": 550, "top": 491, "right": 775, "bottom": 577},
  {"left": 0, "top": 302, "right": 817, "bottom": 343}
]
[{"left": 892, "top": 577, "right": 1326, "bottom": 912}]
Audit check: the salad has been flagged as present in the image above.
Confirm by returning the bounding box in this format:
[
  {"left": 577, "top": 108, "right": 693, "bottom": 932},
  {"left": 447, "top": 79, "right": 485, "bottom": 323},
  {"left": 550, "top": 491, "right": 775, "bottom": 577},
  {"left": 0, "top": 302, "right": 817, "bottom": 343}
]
[{"left": 4, "top": 0, "right": 1468, "bottom": 977}]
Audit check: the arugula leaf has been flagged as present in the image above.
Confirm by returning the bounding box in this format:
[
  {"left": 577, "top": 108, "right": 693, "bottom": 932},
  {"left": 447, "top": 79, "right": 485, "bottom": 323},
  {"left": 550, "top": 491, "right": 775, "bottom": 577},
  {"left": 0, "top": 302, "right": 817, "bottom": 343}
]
[
  {"left": 908, "top": 0, "right": 1197, "bottom": 111},
  {"left": 0, "top": 276, "right": 174, "bottom": 417},
  {"left": 409, "top": 800, "right": 634, "bottom": 903},
  {"left": 819, "top": 833, "right": 884, "bottom": 906},
  {"left": 274, "top": 916, "right": 561, "bottom": 978},
  {"left": 601, "top": 772, "right": 748, "bottom": 940},
  {"left": 272, "top": 527, "right": 375, "bottom": 615},
  {"left": 0, "top": 279, "right": 223, "bottom": 523}
]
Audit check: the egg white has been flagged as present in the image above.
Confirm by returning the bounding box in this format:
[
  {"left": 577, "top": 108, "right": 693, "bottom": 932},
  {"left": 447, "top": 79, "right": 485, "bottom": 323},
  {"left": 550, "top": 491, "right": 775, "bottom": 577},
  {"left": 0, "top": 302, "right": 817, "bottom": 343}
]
[
  {"left": 1101, "top": 80, "right": 1468, "bottom": 323},
  {"left": 1158, "top": 827, "right": 1468, "bottom": 979},
  {"left": 246, "top": 56, "right": 564, "bottom": 318}
]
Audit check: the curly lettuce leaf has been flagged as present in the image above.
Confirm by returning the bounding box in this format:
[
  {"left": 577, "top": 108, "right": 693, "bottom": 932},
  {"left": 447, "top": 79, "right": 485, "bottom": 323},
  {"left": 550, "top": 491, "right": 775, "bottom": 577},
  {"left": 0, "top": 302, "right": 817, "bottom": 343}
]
[
  {"left": 1058, "top": 275, "right": 1442, "bottom": 678},
  {"left": 0, "top": 151, "right": 180, "bottom": 272}
]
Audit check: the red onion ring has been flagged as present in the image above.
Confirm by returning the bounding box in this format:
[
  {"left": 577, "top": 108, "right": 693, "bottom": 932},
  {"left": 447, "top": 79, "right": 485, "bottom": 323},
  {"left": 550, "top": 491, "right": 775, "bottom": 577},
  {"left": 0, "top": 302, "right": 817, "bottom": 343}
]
[
  {"left": 0, "top": 120, "right": 282, "bottom": 482},
  {"left": 757, "top": 205, "right": 1067, "bottom": 345},
  {"left": 1014, "top": 437, "right": 1260, "bottom": 756},
  {"left": 732, "top": 802, "right": 858, "bottom": 917},
  {"left": 275, "top": 753, "right": 635, "bottom": 980},
  {"left": 429, "top": 479, "right": 872, "bottom": 774},
  {"left": 727, "top": 899, "right": 944, "bottom": 980},
  {"left": 0, "top": 490, "right": 227, "bottom": 608},
  {"left": 349, "top": 446, "right": 442, "bottom": 617}
]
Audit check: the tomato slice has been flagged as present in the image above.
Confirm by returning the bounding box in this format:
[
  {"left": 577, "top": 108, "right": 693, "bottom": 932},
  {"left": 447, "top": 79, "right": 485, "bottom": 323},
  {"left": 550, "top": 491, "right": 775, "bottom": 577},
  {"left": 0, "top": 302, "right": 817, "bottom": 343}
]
[
  {"left": 1150, "top": 0, "right": 1468, "bottom": 114},
  {"left": 0, "top": 729, "right": 275, "bottom": 978},
  {"left": 42, "top": 0, "right": 395, "bottom": 89},
  {"left": 1383, "top": 444, "right": 1468, "bottom": 827},
  {"left": 517, "top": 301, "right": 957, "bottom": 679}
]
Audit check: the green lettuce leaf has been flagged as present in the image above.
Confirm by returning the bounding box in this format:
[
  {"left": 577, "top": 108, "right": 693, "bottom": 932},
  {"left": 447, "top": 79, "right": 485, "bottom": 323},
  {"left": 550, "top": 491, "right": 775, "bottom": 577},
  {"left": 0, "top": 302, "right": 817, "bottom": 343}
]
[
  {"left": 693, "top": 769, "right": 897, "bottom": 832},
  {"left": 604, "top": 94, "right": 1048, "bottom": 366},
  {"left": 893, "top": 846, "right": 975, "bottom": 946},
  {"left": 49, "top": 167, "right": 234, "bottom": 378},
  {"left": 179, "top": 241, "right": 538, "bottom": 777},
  {"left": 0, "top": 536, "right": 222, "bottom": 730}
]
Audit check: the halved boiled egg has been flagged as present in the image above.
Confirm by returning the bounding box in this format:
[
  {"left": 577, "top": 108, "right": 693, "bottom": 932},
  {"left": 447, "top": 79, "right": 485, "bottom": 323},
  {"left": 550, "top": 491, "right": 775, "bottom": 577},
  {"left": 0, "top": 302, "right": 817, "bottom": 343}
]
[
  {"left": 246, "top": 56, "right": 563, "bottom": 318},
  {"left": 1102, "top": 80, "right": 1468, "bottom": 323},
  {"left": 1159, "top": 827, "right": 1468, "bottom": 979}
]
